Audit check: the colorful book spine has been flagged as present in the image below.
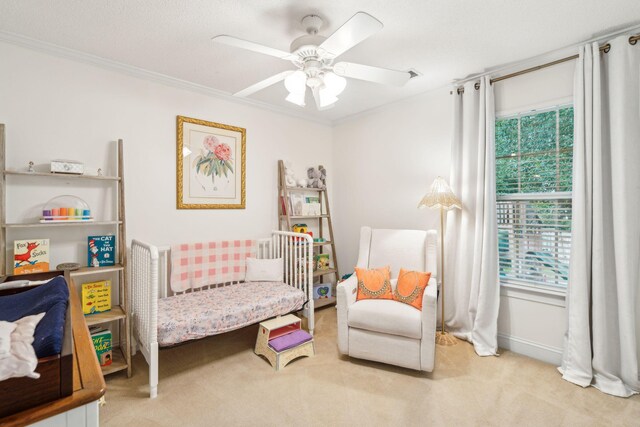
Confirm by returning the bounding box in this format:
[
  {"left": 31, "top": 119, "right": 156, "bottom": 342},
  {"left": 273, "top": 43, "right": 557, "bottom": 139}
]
[{"left": 13, "top": 239, "right": 50, "bottom": 275}]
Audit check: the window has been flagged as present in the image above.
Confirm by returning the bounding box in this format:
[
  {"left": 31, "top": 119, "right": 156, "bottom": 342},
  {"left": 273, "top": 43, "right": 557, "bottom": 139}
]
[{"left": 495, "top": 106, "right": 573, "bottom": 290}]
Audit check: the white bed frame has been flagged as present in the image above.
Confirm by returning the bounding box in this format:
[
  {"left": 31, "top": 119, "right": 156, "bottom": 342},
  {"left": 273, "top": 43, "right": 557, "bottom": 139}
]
[{"left": 130, "top": 231, "right": 314, "bottom": 398}]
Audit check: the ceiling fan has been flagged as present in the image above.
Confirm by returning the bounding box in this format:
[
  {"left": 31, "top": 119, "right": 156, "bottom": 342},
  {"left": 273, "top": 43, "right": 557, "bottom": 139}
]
[{"left": 212, "top": 12, "right": 416, "bottom": 110}]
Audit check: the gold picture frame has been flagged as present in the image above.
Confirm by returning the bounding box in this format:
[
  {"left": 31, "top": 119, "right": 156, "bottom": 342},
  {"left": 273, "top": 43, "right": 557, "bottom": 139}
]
[{"left": 177, "top": 115, "right": 246, "bottom": 209}]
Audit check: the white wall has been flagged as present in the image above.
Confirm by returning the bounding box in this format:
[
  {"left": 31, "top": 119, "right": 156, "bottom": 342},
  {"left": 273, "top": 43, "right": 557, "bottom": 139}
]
[
  {"left": 332, "top": 61, "right": 575, "bottom": 365},
  {"left": 0, "top": 41, "right": 332, "bottom": 271},
  {"left": 332, "top": 87, "right": 453, "bottom": 273}
]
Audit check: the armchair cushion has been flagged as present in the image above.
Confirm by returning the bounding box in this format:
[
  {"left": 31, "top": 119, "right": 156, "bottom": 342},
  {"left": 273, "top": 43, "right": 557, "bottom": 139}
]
[
  {"left": 348, "top": 299, "right": 422, "bottom": 340},
  {"left": 354, "top": 266, "right": 393, "bottom": 301},
  {"left": 394, "top": 269, "right": 432, "bottom": 310}
]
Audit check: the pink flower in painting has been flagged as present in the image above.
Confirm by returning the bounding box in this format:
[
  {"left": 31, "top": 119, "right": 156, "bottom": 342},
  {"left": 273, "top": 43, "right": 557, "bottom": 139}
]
[
  {"left": 214, "top": 143, "right": 231, "bottom": 161},
  {"left": 203, "top": 135, "right": 220, "bottom": 152}
]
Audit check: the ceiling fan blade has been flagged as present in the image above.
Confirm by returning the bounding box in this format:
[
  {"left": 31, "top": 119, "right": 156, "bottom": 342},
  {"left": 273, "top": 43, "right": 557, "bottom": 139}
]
[
  {"left": 318, "top": 12, "right": 383, "bottom": 58},
  {"left": 234, "top": 70, "right": 294, "bottom": 97},
  {"left": 212, "top": 35, "right": 294, "bottom": 60},
  {"left": 333, "top": 62, "right": 412, "bottom": 86}
]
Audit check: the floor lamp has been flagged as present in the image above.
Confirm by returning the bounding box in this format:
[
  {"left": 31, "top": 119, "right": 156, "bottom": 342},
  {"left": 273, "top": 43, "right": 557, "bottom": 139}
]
[{"left": 418, "top": 176, "right": 462, "bottom": 346}]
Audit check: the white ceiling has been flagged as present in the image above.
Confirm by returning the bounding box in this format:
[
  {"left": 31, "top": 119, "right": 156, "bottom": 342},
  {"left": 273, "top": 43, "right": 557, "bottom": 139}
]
[{"left": 1, "top": 1, "right": 639, "bottom": 122}]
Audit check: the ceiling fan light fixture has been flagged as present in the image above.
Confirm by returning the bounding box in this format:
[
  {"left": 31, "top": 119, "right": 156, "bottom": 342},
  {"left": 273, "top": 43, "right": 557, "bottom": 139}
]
[
  {"left": 323, "top": 72, "right": 347, "bottom": 96},
  {"left": 286, "top": 91, "right": 306, "bottom": 106},
  {"left": 318, "top": 87, "right": 339, "bottom": 108},
  {"left": 284, "top": 70, "right": 307, "bottom": 94}
]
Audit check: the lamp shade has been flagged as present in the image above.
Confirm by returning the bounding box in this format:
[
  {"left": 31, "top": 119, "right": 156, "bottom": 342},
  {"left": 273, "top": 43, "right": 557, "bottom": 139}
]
[
  {"left": 285, "top": 70, "right": 307, "bottom": 94},
  {"left": 418, "top": 176, "right": 462, "bottom": 210},
  {"left": 323, "top": 72, "right": 346, "bottom": 96},
  {"left": 285, "top": 91, "right": 306, "bottom": 106}
]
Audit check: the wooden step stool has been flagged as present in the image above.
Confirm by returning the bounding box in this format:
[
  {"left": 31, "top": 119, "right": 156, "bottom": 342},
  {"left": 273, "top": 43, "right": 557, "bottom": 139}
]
[{"left": 254, "top": 314, "right": 314, "bottom": 371}]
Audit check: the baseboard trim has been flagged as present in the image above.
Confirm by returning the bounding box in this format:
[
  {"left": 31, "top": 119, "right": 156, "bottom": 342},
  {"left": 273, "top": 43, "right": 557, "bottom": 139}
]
[{"left": 497, "top": 333, "right": 562, "bottom": 365}]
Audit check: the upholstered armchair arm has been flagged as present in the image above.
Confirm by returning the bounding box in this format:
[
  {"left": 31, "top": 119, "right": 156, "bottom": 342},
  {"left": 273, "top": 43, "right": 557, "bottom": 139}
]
[
  {"left": 420, "top": 277, "right": 438, "bottom": 372},
  {"left": 337, "top": 274, "right": 358, "bottom": 355}
]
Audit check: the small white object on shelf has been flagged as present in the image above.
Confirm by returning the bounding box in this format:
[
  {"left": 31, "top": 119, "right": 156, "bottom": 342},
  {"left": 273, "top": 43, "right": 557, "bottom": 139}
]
[
  {"left": 284, "top": 161, "right": 296, "bottom": 186},
  {"left": 51, "top": 159, "right": 84, "bottom": 175}
]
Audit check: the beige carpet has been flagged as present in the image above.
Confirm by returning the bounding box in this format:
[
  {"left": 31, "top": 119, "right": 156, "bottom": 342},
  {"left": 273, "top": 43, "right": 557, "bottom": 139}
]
[{"left": 101, "top": 308, "right": 639, "bottom": 426}]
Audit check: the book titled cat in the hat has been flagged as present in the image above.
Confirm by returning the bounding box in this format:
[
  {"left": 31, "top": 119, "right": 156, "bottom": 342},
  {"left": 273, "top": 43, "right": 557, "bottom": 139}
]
[{"left": 88, "top": 235, "right": 115, "bottom": 267}]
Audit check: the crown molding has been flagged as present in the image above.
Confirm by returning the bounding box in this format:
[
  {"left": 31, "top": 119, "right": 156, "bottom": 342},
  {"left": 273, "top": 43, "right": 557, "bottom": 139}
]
[{"left": 0, "top": 30, "right": 332, "bottom": 127}]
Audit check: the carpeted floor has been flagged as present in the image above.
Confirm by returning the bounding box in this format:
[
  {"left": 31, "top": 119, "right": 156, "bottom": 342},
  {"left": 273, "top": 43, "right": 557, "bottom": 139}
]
[{"left": 101, "top": 308, "right": 639, "bottom": 426}]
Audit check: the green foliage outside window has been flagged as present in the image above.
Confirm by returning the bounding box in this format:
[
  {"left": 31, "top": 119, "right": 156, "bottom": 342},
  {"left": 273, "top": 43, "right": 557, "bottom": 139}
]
[{"left": 496, "top": 107, "right": 573, "bottom": 195}]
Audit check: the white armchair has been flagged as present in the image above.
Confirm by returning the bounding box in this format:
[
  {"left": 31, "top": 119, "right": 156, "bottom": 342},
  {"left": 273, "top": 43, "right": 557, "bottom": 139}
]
[{"left": 337, "top": 226, "right": 438, "bottom": 371}]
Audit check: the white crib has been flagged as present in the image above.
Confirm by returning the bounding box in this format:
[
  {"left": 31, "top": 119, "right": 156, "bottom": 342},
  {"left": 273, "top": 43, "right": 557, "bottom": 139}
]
[{"left": 130, "top": 231, "right": 314, "bottom": 398}]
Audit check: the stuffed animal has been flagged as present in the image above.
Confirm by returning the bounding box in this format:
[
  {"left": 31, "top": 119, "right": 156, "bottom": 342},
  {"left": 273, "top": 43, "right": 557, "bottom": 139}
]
[
  {"left": 317, "top": 165, "right": 327, "bottom": 190},
  {"left": 307, "top": 167, "right": 322, "bottom": 188},
  {"left": 284, "top": 161, "right": 297, "bottom": 187}
]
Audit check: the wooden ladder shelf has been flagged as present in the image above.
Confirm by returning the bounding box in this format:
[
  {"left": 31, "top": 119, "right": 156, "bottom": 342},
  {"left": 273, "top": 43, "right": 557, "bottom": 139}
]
[{"left": 277, "top": 160, "right": 339, "bottom": 309}]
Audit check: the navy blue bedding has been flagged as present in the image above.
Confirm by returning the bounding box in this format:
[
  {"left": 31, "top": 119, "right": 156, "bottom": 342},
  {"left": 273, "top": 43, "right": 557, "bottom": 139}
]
[{"left": 0, "top": 276, "right": 69, "bottom": 358}]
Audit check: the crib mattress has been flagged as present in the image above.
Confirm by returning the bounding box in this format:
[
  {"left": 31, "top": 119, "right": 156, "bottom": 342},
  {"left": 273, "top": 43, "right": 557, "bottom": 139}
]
[{"left": 157, "top": 281, "right": 306, "bottom": 347}]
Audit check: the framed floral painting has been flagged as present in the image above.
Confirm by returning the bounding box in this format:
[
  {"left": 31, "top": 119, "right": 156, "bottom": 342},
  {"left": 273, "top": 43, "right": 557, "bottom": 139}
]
[{"left": 177, "top": 116, "right": 246, "bottom": 209}]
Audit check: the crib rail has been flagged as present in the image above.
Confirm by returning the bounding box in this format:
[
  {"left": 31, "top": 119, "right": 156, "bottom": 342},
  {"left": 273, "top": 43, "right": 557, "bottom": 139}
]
[
  {"left": 270, "top": 231, "right": 315, "bottom": 320},
  {"left": 131, "top": 239, "right": 159, "bottom": 353}
]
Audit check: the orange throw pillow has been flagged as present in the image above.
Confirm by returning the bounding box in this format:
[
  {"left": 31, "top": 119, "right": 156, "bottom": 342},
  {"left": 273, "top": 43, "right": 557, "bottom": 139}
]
[
  {"left": 394, "top": 268, "right": 432, "bottom": 310},
  {"left": 355, "top": 266, "right": 393, "bottom": 301}
]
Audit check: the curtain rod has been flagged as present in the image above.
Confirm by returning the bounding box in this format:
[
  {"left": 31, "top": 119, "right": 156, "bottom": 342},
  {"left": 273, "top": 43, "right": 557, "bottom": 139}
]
[{"left": 455, "top": 33, "right": 640, "bottom": 94}]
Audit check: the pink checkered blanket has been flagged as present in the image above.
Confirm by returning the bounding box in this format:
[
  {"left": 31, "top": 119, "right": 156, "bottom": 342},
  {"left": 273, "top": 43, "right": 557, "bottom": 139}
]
[{"left": 170, "top": 240, "right": 257, "bottom": 293}]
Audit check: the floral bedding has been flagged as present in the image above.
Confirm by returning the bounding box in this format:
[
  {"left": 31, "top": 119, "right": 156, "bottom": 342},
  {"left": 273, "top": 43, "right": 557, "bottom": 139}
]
[{"left": 157, "top": 281, "right": 306, "bottom": 347}]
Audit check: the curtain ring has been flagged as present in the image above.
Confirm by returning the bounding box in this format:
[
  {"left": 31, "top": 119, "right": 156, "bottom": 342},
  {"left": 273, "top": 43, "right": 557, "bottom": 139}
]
[
  {"left": 602, "top": 44, "right": 611, "bottom": 53},
  {"left": 630, "top": 36, "right": 638, "bottom": 46}
]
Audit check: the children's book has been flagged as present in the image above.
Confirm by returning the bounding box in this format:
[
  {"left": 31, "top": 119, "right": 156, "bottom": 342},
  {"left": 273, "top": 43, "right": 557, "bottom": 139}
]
[
  {"left": 289, "top": 194, "right": 305, "bottom": 216},
  {"left": 13, "top": 239, "right": 50, "bottom": 275},
  {"left": 90, "top": 327, "right": 113, "bottom": 367},
  {"left": 82, "top": 280, "right": 112, "bottom": 315},
  {"left": 314, "top": 253, "right": 331, "bottom": 270},
  {"left": 88, "top": 235, "right": 115, "bottom": 267}
]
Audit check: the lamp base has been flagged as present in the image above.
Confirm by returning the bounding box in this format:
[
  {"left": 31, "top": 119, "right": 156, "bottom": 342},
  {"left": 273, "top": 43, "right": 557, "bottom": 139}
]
[{"left": 435, "top": 331, "right": 458, "bottom": 346}]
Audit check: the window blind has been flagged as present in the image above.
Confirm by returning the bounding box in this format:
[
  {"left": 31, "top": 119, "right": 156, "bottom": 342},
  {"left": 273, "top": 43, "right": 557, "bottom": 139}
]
[{"left": 496, "top": 106, "right": 573, "bottom": 290}]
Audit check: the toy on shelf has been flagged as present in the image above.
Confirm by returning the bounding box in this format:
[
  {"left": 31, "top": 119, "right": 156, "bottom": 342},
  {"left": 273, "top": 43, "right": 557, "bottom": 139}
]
[
  {"left": 40, "top": 194, "right": 94, "bottom": 223},
  {"left": 292, "top": 223, "right": 313, "bottom": 241},
  {"left": 315, "top": 253, "right": 330, "bottom": 270},
  {"left": 306, "top": 165, "right": 327, "bottom": 190},
  {"left": 284, "top": 161, "right": 297, "bottom": 187}
]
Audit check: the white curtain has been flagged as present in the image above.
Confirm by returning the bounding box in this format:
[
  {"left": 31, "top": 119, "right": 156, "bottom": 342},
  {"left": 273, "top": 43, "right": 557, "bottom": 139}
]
[
  {"left": 560, "top": 35, "right": 640, "bottom": 397},
  {"left": 445, "top": 76, "right": 500, "bottom": 356}
]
